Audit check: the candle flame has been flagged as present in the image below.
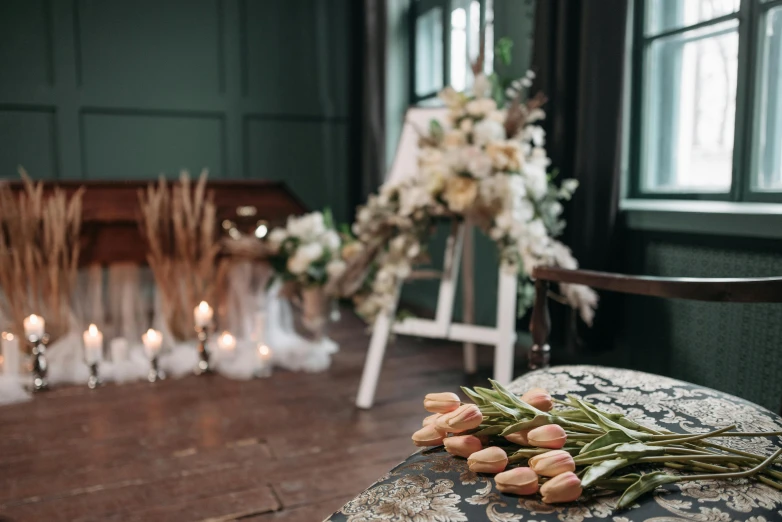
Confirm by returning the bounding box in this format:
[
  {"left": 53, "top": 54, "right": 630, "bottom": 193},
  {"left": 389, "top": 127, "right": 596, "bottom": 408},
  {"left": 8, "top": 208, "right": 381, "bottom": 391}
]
[
  {"left": 258, "top": 344, "right": 271, "bottom": 357},
  {"left": 144, "top": 328, "right": 160, "bottom": 341},
  {"left": 219, "top": 331, "right": 235, "bottom": 344},
  {"left": 28, "top": 314, "right": 40, "bottom": 324},
  {"left": 198, "top": 301, "right": 210, "bottom": 312},
  {"left": 88, "top": 324, "right": 98, "bottom": 335},
  {"left": 1, "top": 332, "right": 11, "bottom": 341}
]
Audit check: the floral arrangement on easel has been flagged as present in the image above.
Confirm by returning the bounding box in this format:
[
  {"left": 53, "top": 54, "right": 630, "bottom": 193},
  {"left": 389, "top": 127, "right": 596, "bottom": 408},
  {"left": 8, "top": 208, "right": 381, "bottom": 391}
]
[
  {"left": 338, "top": 39, "right": 598, "bottom": 325},
  {"left": 413, "top": 381, "right": 782, "bottom": 509}
]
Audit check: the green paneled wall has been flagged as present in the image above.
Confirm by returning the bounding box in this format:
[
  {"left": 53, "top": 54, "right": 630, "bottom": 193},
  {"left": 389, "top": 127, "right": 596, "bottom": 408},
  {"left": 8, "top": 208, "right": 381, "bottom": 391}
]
[
  {"left": 0, "top": 0, "right": 354, "bottom": 221},
  {"left": 617, "top": 233, "right": 782, "bottom": 412}
]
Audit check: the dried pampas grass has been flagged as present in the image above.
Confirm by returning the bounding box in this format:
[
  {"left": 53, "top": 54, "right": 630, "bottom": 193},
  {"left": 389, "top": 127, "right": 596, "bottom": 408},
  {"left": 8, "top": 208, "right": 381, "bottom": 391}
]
[
  {"left": 138, "top": 170, "right": 228, "bottom": 341},
  {"left": 0, "top": 168, "right": 84, "bottom": 342}
]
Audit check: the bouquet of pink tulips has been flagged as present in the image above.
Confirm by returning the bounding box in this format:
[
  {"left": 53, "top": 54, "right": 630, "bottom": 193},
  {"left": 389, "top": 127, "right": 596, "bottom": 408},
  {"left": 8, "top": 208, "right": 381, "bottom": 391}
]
[{"left": 412, "top": 380, "right": 782, "bottom": 510}]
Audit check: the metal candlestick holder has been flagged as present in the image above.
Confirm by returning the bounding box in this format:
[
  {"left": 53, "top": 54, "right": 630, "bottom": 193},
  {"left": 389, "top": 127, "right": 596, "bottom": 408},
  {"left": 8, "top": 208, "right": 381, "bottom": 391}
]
[
  {"left": 148, "top": 354, "right": 164, "bottom": 382},
  {"left": 195, "top": 326, "right": 213, "bottom": 374},
  {"left": 87, "top": 362, "right": 102, "bottom": 389},
  {"left": 27, "top": 333, "right": 50, "bottom": 392}
]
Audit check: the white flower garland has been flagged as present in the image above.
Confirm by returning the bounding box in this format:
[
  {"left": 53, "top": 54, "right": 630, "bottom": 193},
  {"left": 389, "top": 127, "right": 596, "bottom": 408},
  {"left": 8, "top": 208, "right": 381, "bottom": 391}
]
[{"left": 349, "top": 71, "right": 598, "bottom": 325}]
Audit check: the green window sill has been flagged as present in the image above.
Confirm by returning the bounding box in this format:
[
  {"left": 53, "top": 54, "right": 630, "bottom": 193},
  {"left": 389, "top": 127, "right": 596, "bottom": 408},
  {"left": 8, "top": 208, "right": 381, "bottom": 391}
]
[{"left": 621, "top": 199, "right": 782, "bottom": 239}]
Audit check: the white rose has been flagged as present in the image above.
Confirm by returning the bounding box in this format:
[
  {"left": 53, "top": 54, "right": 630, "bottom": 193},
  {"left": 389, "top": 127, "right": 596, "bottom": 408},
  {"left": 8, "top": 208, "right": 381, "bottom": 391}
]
[
  {"left": 287, "top": 252, "right": 310, "bottom": 275},
  {"left": 524, "top": 164, "right": 548, "bottom": 201},
  {"left": 467, "top": 151, "right": 493, "bottom": 178},
  {"left": 472, "top": 119, "right": 506, "bottom": 147},
  {"left": 443, "top": 130, "right": 466, "bottom": 148},
  {"left": 321, "top": 230, "right": 341, "bottom": 252},
  {"left": 561, "top": 178, "right": 579, "bottom": 193},
  {"left": 298, "top": 242, "right": 324, "bottom": 262},
  {"left": 466, "top": 98, "right": 497, "bottom": 117},
  {"left": 326, "top": 259, "right": 346, "bottom": 279},
  {"left": 267, "top": 228, "right": 287, "bottom": 250}
]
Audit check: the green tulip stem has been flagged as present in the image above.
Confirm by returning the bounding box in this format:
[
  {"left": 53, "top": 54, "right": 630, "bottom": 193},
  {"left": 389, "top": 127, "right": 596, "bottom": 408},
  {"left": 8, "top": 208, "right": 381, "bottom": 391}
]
[
  {"left": 757, "top": 475, "right": 782, "bottom": 491},
  {"left": 649, "top": 425, "right": 736, "bottom": 444},
  {"left": 677, "top": 447, "right": 782, "bottom": 482}
]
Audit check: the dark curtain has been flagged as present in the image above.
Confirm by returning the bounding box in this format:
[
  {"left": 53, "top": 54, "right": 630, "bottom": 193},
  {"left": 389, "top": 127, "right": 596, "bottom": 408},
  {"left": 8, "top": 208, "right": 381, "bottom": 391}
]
[
  {"left": 357, "top": 0, "right": 387, "bottom": 209},
  {"left": 531, "top": 0, "right": 628, "bottom": 356}
]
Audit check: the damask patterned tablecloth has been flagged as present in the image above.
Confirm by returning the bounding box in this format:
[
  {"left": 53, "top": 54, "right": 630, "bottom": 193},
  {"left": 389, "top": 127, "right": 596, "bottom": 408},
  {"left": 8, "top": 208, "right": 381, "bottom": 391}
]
[{"left": 326, "top": 365, "right": 782, "bottom": 522}]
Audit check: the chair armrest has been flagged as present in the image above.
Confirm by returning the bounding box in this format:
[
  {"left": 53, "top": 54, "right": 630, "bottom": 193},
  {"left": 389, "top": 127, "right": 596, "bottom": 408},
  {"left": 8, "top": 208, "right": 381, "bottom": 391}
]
[{"left": 532, "top": 267, "right": 782, "bottom": 303}]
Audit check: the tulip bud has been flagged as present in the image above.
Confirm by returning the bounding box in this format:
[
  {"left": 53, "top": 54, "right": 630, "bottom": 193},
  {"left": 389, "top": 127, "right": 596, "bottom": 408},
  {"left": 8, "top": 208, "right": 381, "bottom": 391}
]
[
  {"left": 528, "top": 450, "right": 576, "bottom": 477},
  {"left": 412, "top": 424, "right": 445, "bottom": 447},
  {"left": 504, "top": 430, "right": 530, "bottom": 446},
  {"left": 540, "top": 471, "right": 582, "bottom": 503},
  {"left": 495, "top": 467, "right": 539, "bottom": 495},
  {"left": 520, "top": 388, "right": 553, "bottom": 411},
  {"left": 527, "top": 425, "right": 567, "bottom": 449},
  {"left": 423, "top": 392, "right": 461, "bottom": 413},
  {"left": 422, "top": 413, "right": 441, "bottom": 427},
  {"left": 443, "top": 435, "right": 483, "bottom": 458},
  {"left": 438, "top": 404, "right": 483, "bottom": 432},
  {"left": 467, "top": 446, "right": 508, "bottom": 473}
]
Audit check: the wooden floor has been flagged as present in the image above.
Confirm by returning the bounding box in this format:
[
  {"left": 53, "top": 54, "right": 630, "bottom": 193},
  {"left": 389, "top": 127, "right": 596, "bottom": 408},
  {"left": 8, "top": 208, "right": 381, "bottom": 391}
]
[{"left": 0, "top": 310, "right": 514, "bottom": 522}]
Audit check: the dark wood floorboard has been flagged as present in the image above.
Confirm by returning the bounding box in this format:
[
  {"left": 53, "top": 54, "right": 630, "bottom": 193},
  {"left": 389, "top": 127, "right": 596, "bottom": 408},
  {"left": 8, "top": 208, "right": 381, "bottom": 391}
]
[{"left": 0, "top": 310, "right": 516, "bottom": 522}]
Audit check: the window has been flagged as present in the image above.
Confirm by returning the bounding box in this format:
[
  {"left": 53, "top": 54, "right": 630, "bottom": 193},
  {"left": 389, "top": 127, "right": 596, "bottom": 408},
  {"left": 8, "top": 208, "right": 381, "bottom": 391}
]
[
  {"left": 411, "top": 0, "right": 493, "bottom": 103},
  {"left": 630, "top": 0, "right": 782, "bottom": 202}
]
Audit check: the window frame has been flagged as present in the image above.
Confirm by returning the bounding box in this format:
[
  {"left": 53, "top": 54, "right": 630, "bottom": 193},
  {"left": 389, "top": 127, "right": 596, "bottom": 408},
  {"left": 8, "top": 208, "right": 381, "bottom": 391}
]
[
  {"left": 409, "top": 0, "right": 487, "bottom": 105},
  {"left": 627, "top": 0, "right": 782, "bottom": 203}
]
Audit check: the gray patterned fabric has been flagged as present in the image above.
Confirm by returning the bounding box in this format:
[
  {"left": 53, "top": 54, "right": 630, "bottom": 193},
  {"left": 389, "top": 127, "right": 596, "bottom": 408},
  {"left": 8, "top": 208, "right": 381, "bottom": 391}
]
[{"left": 326, "top": 365, "right": 782, "bottom": 521}]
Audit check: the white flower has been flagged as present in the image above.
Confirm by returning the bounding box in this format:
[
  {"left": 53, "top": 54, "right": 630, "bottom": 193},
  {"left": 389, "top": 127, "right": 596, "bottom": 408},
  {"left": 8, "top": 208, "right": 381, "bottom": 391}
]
[
  {"left": 298, "top": 242, "right": 324, "bottom": 262},
  {"left": 459, "top": 118, "right": 473, "bottom": 132},
  {"left": 527, "top": 108, "right": 546, "bottom": 123},
  {"left": 465, "top": 98, "right": 497, "bottom": 118},
  {"left": 443, "top": 130, "right": 467, "bottom": 148},
  {"left": 524, "top": 163, "right": 548, "bottom": 200},
  {"left": 472, "top": 119, "right": 506, "bottom": 147},
  {"left": 561, "top": 178, "right": 579, "bottom": 193},
  {"left": 321, "top": 230, "right": 341, "bottom": 252},
  {"left": 467, "top": 151, "right": 493, "bottom": 178},
  {"left": 267, "top": 228, "right": 287, "bottom": 250},
  {"left": 399, "top": 185, "right": 432, "bottom": 216},
  {"left": 472, "top": 73, "right": 491, "bottom": 98},
  {"left": 326, "top": 259, "right": 347, "bottom": 279},
  {"left": 523, "top": 125, "right": 546, "bottom": 147},
  {"left": 487, "top": 110, "right": 507, "bottom": 123},
  {"left": 287, "top": 252, "right": 310, "bottom": 275},
  {"left": 286, "top": 212, "right": 325, "bottom": 241}
]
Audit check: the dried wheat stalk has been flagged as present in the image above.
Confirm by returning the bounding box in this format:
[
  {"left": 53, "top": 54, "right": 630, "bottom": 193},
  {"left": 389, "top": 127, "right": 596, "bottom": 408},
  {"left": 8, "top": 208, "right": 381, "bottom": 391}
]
[
  {"left": 0, "top": 168, "right": 84, "bottom": 342},
  {"left": 138, "top": 170, "right": 228, "bottom": 341}
]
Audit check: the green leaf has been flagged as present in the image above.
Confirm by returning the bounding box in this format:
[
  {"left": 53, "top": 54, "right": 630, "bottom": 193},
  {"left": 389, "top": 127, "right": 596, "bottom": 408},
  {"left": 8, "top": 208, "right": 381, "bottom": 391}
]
[
  {"left": 580, "top": 430, "right": 635, "bottom": 455},
  {"left": 473, "top": 425, "right": 506, "bottom": 437},
  {"left": 500, "top": 415, "right": 551, "bottom": 436},
  {"left": 461, "top": 387, "right": 487, "bottom": 406},
  {"left": 489, "top": 400, "right": 523, "bottom": 421},
  {"left": 617, "top": 472, "right": 679, "bottom": 509},
  {"left": 473, "top": 387, "right": 504, "bottom": 404},
  {"left": 489, "top": 379, "right": 546, "bottom": 416},
  {"left": 429, "top": 119, "right": 444, "bottom": 142},
  {"left": 615, "top": 442, "right": 666, "bottom": 459},
  {"left": 495, "top": 37, "right": 513, "bottom": 67},
  {"left": 581, "top": 458, "right": 630, "bottom": 488},
  {"left": 567, "top": 396, "right": 651, "bottom": 441}
]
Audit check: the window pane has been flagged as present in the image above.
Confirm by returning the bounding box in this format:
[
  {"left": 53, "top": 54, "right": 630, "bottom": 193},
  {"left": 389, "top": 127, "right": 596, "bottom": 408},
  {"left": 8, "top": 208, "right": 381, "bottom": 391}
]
[
  {"left": 450, "top": 7, "right": 467, "bottom": 91},
  {"left": 415, "top": 7, "right": 443, "bottom": 97},
  {"left": 643, "top": 20, "right": 738, "bottom": 193},
  {"left": 646, "top": 0, "right": 740, "bottom": 35},
  {"left": 755, "top": 6, "right": 782, "bottom": 191}
]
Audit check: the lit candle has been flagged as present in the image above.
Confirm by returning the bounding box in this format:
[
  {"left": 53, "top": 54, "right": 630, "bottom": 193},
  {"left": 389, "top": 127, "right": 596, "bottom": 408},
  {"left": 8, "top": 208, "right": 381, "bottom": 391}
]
[
  {"left": 256, "top": 344, "right": 273, "bottom": 377},
  {"left": 23, "top": 314, "right": 45, "bottom": 339},
  {"left": 110, "top": 337, "right": 129, "bottom": 362},
  {"left": 83, "top": 324, "right": 103, "bottom": 364},
  {"left": 142, "top": 328, "right": 162, "bottom": 359},
  {"left": 1, "top": 332, "right": 19, "bottom": 376},
  {"left": 193, "top": 301, "right": 213, "bottom": 328},
  {"left": 217, "top": 331, "right": 236, "bottom": 354}
]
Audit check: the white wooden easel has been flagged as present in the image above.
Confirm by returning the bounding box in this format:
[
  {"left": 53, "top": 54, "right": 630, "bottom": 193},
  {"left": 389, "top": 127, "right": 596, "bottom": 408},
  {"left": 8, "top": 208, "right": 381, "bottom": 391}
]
[{"left": 355, "top": 107, "right": 518, "bottom": 409}]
